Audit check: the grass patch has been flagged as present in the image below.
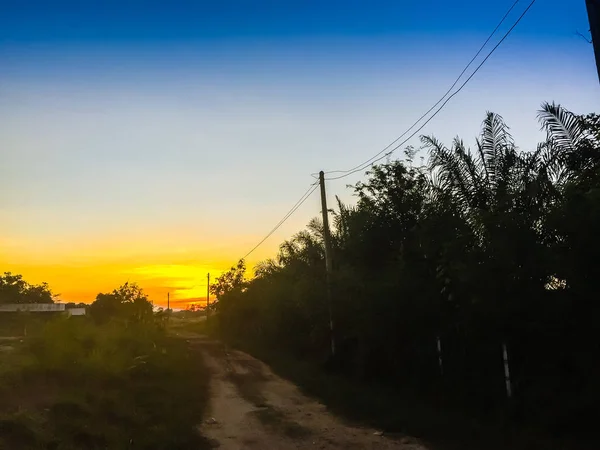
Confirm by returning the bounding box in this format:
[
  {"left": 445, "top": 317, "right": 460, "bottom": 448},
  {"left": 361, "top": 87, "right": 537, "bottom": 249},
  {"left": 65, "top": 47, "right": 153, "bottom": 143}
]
[
  {"left": 167, "top": 314, "right": 216, "bottom": 337},
  {"left": 0, "top": 317, "right": 212, "bottom": 449}
]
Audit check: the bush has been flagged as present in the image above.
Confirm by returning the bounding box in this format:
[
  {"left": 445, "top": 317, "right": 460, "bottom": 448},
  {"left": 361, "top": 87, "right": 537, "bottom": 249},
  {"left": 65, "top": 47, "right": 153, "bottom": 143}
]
[{"left": 0, "top": 316, "right": 211, "bottom": 449}]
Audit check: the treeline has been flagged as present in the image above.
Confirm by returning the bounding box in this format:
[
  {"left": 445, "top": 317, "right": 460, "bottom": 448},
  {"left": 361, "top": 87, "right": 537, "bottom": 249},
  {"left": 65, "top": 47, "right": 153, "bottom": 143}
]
[{"left": 211, "top": 103, "right": 600, "bottom": 437}]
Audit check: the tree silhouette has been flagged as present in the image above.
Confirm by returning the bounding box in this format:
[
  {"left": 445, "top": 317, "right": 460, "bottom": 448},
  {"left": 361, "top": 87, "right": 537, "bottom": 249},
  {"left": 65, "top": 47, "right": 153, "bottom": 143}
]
[
  {"left": 89, "top": 282, "right": 152, "bottom": 324},
  {"left": 209, "top": 103, "right": 600, "bottom": 434},
  {"left": 0, "top": 272, "right": 55, "bottom": 304}
]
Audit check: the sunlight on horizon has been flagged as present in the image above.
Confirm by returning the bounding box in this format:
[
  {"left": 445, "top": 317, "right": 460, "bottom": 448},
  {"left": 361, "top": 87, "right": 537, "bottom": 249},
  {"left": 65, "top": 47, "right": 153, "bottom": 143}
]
[
  {"left": 1, "top": 0, "right": 596, "bottom": 310},
  {"left": 1, "top": 251, "right": 272, "bottom": 307}
]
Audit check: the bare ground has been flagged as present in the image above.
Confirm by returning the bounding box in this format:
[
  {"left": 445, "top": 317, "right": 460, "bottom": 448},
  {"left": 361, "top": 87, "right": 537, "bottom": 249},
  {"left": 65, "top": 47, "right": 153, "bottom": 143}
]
[{"left": 178, "top": 333, "right": 430, "bottom": 450}]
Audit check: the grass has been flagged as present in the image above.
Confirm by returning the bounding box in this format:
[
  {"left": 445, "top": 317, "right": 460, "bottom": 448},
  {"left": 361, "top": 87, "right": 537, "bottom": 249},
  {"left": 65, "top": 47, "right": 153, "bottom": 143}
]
[
  {"left": 0, "top": 316, "right": 212, "bottom": 449},
  {"left": 167, "top": 313, "right": 213, "bottom": 336}
]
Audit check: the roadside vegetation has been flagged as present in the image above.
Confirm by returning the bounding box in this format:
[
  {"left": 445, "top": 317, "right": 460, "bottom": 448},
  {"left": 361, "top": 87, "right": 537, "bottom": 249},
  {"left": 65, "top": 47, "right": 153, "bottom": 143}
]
[
  {"left": 209, "top": 104, "right": 600, "bottom": 449},
  {"left": 0, "top": 277, "right": 211, "bottom": 450}
]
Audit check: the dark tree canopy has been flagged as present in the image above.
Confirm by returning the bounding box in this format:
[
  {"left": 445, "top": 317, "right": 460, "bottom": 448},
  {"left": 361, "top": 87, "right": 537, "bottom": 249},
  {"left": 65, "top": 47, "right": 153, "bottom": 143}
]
[
  {"left": 0, "top": 272, "right": 55, "bottom": 304},
  {"left": 89, "top": 282, "right": 153, "bottom": 324},
  {"left": 210, "top": 104, "right": 600, "bottom": 436}
]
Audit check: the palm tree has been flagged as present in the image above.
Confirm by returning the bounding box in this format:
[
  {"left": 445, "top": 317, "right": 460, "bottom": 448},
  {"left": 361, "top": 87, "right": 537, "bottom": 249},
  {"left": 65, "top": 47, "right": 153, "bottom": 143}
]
[
  {"left": 422, "top": 103, "right": 598, "bottom": 317},
  {"left": 537, "top": 102, "right": 599, "bottom": 182},
  {"left": 424, "top": 103, "right": 596, "bottom": 239},
  {"left": 331, "top": 196, "right": 358, "bottom": 248},
  {"left": 424, "top": 112, "right": 521, "bottom": 231}
]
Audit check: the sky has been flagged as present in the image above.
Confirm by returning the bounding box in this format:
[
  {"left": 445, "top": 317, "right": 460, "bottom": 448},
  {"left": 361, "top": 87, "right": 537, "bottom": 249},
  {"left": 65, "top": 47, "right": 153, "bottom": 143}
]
[{"left": 1, "top": 0, "right": 598, "bottom": 308}]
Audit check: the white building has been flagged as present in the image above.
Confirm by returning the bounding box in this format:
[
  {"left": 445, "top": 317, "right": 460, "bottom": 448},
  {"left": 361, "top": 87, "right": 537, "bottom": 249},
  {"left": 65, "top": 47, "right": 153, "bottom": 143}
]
[
  {"left": 0, "top": 303, "right": 66, "bottom": 312},
  {"left": 0, "top": 303, "right": 86, "bottom": 316},
  {"left": 66, "top": 308, "right": 86, "bottom": 316}
]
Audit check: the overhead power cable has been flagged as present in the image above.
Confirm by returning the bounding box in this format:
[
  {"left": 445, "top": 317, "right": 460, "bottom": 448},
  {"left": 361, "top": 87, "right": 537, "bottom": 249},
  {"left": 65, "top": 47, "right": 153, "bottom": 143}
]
[
  {"left": 223, "top": 0, "right": 537, "bottom": 273},
  {"left": 325, "top": 0, "right": 533, "bottom": 180},
  {"left": 241, "top": 181, "right": 320, "bottom": 260}
]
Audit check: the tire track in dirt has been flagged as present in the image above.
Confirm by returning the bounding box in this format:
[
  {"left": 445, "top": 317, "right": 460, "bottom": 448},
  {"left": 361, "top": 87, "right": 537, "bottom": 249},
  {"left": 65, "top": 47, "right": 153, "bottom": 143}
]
[{"left": 181, "top": 333, "right": 429, "bottom": 450}]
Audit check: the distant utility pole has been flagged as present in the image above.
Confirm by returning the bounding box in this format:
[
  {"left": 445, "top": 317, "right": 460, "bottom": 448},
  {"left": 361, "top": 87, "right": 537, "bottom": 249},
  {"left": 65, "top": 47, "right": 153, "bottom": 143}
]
[
  {"left": 319, "top": 171, "right": 336, "bottom": 356},
  {"left": 206, "top": 273, "right": 210, "bottom": 320},
  {"left": 167, "top": 292, "right": 170, "bottom": 311},
  {"left": 587, "top": 0, "right": 600, "bottom": 83}
]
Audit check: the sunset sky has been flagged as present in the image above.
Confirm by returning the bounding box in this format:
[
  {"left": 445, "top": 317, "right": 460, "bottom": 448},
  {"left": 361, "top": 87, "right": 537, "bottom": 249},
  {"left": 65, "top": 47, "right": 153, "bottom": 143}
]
[{"left": 1, "top": 1, "right": 598, "bottom": 308}]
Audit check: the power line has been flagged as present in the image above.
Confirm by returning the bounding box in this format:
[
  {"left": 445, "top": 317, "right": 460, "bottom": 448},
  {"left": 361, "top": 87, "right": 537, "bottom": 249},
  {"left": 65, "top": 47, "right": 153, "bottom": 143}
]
[
  {"left": 326, "top": 0, "right": 536, "bottom": 181},
  {"left": 220, "top": 0, "right": 536, "bottom": 273},
  {"left": 325, "top": 0, "right": 523, "bottom": 177},
  {"left": 312, "top": 0, "right": 519, "bottom": 180},
  {"left": 241, "top": 181, "right": 320, "bottom": 260},
  {"left": 324, "top": 0, "right": 526, "bottom": 178}
]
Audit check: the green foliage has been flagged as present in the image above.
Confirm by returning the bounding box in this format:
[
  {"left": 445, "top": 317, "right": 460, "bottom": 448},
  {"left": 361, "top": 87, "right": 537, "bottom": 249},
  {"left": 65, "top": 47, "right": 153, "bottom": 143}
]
[
  {"left": 25, "top": 317, "right": 162, "bottom": 376},
  {"left": 0, "top": 272, "right": 54, "bottom": 304},
  {"left": 64, "top": 302, "right": 87, "bottom": 309},
  {"left": 0, "top": 317, "right": 211, "bottom": 449},
  {"left": 210, "top": 259, "right": 247, "bottom": 299},
  {"left": 212, "top": 103, "right": 600, "bottom": 442}
]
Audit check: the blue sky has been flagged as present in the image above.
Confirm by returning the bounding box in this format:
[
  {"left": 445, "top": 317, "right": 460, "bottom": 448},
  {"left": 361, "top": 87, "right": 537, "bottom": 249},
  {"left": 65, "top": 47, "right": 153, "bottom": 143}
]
[
  {"left": 0, "top": 1, "right": 587, "bottom": 42},
  {"left": 0, "top": 0, "right": 598, "bottom": 300}
]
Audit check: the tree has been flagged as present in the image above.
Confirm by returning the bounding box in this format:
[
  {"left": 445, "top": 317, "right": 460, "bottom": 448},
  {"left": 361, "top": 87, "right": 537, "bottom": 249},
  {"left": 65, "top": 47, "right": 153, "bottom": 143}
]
[
  {"left": 0, "top": 272, "right": 55, "bottom": 304},
  {"left": 210, "top": 260, "right": 247, "bottom": 299},
  {"left": 65, "top": 302, "right": 87, "bottom": 309},
  {"left": 89, "top": 282, "right": 153, "bottom": 324},
  {"left": 210, "top": 103, "right": 600, "bottom": 435},
  {"left": 208, "top": 260, "right": 248, "bottom": 336}
]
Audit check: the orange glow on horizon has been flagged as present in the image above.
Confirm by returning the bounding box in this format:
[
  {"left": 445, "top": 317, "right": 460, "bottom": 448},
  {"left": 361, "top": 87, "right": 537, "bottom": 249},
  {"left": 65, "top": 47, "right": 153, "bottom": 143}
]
[
  {"left": 1, "top": 260, "right": 260, "bottom": 309},
  {"left": 1, "top": 231, "right": 277, "bottom": 309}
]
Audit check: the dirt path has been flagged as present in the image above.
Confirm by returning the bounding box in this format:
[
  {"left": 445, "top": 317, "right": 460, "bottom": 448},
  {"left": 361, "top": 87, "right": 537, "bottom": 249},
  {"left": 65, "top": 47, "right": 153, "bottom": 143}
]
[{"left": 180, "top": 333, "right": 430, "bottom": 450}]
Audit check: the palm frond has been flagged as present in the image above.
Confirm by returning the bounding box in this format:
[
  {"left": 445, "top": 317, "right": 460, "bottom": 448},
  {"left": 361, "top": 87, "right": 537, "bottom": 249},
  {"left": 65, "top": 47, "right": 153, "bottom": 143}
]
[
  {"left": 306, "top": 217, "right": 324, "bottom": 240},
  {"left": 453, "top": 138, "right": 487, "bottom": 209},
  {"left": 479, "top": 112, "right": 514, "bottom": 189},
  {"left": 538, "top": 102, "right": 584, "bottom": 151},
  {"left": 423, "top": 135, "right": 473, "bottom": 211}
]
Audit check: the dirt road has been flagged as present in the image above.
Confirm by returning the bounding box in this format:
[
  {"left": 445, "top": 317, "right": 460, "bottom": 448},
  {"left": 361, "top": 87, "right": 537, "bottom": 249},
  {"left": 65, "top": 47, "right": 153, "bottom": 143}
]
[{"left": 183, "top": 334, "right": 429, "bottom": 450}]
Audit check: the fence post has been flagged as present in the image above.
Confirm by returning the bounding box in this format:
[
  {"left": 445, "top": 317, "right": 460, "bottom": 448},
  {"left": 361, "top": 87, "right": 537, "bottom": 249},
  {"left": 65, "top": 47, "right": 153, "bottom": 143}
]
[
  {"left": 502, "top": 342, "right": 512, "bottom": 398},
  {"left": 436, "top": 335, "right": 444, "bottom": 376}
]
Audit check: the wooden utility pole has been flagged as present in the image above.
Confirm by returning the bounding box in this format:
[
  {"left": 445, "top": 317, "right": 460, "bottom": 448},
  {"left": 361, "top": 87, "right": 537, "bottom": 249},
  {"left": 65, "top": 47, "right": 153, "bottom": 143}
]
[
  {"left": 587, "top": 0, "right": 600, "bottom": 83},
  {"left": 206, "top": 273, "right": 210, "bottom": 320},
  {"left": 319, "top": 171, "right": 336, "bottom": 356},
  {"left": 167, "top": 292, "right": 170, "bottom": 311}
]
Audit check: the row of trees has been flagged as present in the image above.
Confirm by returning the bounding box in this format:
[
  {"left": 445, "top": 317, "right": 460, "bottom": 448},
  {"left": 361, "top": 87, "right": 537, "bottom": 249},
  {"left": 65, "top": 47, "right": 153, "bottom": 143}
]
[
  {"left": 0, "top": 271, "right": 155, "bottom": 326},
  {"left": 211, "top": 103, "right": 600, "bottom": 435},
  {"left": 0, "top": 272, "right": 55, "bottom": 304}
]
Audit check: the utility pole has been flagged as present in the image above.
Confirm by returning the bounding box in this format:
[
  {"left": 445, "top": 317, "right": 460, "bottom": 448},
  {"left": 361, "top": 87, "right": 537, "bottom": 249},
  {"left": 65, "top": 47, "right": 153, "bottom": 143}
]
[
  {"left": 319, "top": 171, "right": 336, "bottom": 356},
  {"left": 167, "top": 292, "right": 170, "bottom": 311},
  {"left": 206, "top": 273, "right": 210, "bottom": 320},
  {"left": 587, "top": 0, "right": 600, "bottom": 83}
]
